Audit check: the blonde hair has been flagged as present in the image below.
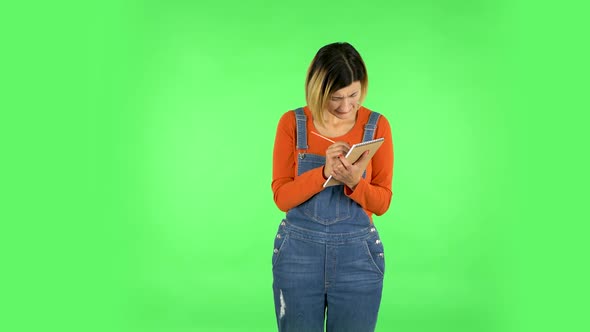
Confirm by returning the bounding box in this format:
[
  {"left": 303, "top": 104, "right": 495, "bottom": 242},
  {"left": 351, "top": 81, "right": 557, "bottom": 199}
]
[{"left": 305, "top": 42, "right": 368, "bottom": 127}]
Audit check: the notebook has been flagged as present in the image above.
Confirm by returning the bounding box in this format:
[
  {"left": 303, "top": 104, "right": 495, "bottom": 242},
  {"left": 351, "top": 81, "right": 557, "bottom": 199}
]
[{"left": 323, "top": 137, "right": 385, "bottom": 187}]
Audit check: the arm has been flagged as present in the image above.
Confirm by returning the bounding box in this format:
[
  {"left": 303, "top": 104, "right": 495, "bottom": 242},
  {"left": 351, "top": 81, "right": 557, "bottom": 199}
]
[
  {"left": 271, "top": 112, "right": 325, "bottom": 212},
  {"left": 344, "top": 116, "right": 394, "bottom": 216}
]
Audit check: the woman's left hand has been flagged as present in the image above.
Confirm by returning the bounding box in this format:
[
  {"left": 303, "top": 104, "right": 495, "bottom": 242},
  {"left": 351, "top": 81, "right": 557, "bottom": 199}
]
[{"left": 331, "top": 151, "right": 369, "bottom": 190}]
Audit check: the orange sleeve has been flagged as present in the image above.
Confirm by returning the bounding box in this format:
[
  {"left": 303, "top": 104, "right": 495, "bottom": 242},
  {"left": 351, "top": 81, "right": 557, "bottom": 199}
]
[
  {"left": 344, "top": 115, "right": 394, "bottom": 216},
  {"left": 271, "top": 111, "right": 325, "bottom": 212}
]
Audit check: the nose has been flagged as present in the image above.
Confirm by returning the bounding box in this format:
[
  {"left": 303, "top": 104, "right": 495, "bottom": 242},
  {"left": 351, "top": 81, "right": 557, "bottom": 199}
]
[{"left": 342, "top": 98, "right": 353, "bottom": 111}]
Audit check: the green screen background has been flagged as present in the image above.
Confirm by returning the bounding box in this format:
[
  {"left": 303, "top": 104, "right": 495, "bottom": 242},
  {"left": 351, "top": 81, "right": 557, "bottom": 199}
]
[{"left": 3, "top": 0, "right": 588, "bottom": 331}]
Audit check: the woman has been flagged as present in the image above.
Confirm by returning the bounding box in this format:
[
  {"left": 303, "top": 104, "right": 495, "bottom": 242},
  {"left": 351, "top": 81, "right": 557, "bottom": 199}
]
[{"left": 271, "top": 42, "right": 394, "bottom": 332}]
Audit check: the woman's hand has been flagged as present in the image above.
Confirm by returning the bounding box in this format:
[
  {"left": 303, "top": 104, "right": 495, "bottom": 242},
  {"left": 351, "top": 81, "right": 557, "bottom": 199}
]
[
  {"left": 324, "top": 142, "right": 350, "bottom": 179},
  {"left": 331, "top": 151, "right": 370, "bottom": 190}
]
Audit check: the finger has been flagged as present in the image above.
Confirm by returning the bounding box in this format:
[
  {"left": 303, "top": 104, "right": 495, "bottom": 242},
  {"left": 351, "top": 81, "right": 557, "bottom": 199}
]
[
  {"left": 338, "top": 154, "right": 353, "bottom": 169},
  {"left": 327, "top": 142, "right": 350, "bottom": 153},
  {"left": 331, "top": 167, "right": 347, "bottom": 182},
  {"left": 327, "top": 144, "right": 347, "bottom": 153},
  {"left": 327, "top": 146, "right": 349, "bottom": 157},
  {"left": 331, "top": 168, "right": 343, "bottom": 179},
  {"left": 352, "top": 150, "right": 370, "bottom": 165},
  {"left": 331, "top": 141, "right": 350, "bottom": 149}
]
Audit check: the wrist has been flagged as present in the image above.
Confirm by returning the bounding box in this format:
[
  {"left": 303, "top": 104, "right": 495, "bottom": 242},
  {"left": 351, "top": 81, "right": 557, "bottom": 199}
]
[{"left": 346, "top": 179, "right": 360, "bottom": 191}]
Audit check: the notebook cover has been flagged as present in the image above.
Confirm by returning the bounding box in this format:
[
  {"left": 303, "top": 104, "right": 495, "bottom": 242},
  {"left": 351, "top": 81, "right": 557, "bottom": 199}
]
[{"left": 323, "top": 137, "right": 385, "bottom": 187}]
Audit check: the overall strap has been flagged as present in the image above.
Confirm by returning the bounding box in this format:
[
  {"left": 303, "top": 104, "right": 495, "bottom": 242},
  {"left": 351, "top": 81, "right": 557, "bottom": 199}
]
[
  {"left": 294, "top": 107, "right": 308, "bottom": 150},
  {"left": 362, "top": 111, "right": 381, "bottom": 142}
]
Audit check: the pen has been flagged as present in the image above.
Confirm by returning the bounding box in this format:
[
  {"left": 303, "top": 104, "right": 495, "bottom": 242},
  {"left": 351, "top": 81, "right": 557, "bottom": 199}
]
[{"left": 311, "top": 131, "right": 336, "bottom": 143}]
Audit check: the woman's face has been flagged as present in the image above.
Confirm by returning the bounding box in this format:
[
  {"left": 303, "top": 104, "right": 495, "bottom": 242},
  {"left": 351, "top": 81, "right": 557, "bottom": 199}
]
[{"left": 326, "top": 81, "right": 362, "bottom": 121}]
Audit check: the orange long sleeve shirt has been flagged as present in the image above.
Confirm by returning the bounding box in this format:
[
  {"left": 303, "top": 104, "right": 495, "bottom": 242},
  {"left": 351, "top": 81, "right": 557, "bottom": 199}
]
[{"left": 272, "top": 106, "right": 394, "bottom": 221}]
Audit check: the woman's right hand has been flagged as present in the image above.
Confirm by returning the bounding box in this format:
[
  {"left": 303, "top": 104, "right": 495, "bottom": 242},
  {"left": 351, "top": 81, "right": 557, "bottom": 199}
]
[{"left": 324, "top": 141, "right": 350, "bottom": 178}]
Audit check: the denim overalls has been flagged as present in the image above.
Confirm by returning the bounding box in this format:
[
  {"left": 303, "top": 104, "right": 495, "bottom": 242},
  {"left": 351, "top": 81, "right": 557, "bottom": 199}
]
[{"left": 272, "top": 108, "right": 385, "bottom": 332}]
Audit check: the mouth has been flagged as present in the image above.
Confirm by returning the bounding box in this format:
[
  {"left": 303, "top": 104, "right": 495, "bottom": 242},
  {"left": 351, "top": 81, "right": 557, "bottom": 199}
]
[{"left": 336, "top": 108, "right": 352, "bottom": 114}]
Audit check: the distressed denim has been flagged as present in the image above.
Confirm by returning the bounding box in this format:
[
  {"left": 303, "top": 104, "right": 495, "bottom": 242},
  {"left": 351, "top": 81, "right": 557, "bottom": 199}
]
[{"left": 272, "top": 108, "right": 385, "bottom": 332}]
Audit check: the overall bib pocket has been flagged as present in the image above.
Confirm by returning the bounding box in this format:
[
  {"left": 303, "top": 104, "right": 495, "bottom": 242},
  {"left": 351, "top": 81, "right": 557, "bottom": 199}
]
[
  {"left": 301, "top": 187, "right": 353, "bottom": 225},
  {"left": 297, "top": 153, "right": 354, "bottom": 225}
]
